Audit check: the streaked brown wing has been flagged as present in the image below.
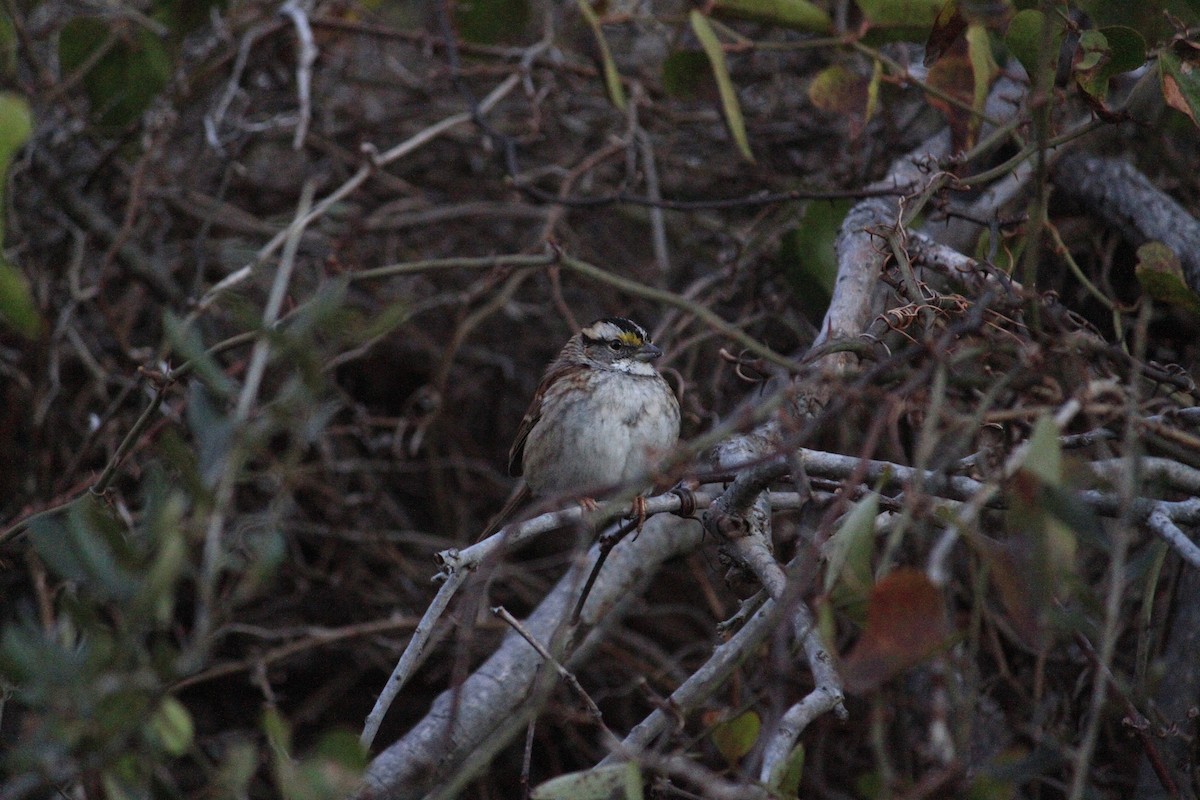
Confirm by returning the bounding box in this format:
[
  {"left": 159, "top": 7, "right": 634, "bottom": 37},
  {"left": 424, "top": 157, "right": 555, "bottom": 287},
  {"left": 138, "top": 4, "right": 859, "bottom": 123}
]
[
  {"left": 507, "top": 401, "right": 538, "bottom": 477},
  {"left": 508, "top": 363, "right": 572, "bottom": 476},
  {"left": 476, "top": 482, "right": 531, "bottom": 541}
]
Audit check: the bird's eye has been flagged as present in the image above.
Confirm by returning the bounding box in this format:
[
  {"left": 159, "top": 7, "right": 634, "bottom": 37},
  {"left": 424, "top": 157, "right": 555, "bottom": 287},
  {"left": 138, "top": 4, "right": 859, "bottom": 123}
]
[{"left": 609, "top": 340, "right": 622, "bottom": 350}]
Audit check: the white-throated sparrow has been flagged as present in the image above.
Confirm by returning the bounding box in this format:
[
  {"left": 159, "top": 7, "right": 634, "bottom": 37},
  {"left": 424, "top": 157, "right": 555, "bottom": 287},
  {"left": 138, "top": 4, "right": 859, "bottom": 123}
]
[{"left": 482, "top": 317, "right": 680, "bottom": 538}]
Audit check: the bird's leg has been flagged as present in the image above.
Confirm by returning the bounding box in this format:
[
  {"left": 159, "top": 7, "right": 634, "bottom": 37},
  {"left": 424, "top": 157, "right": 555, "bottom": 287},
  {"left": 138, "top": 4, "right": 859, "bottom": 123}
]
[{"left": 629, "top": 495, "right": 647, "bottom": 532}]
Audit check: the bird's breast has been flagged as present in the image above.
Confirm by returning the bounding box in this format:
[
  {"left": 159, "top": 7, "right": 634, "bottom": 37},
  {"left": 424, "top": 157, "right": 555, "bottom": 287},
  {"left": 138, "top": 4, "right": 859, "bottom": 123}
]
[{"left": 522, "top": 371, "right": 679, "bottom": 497}]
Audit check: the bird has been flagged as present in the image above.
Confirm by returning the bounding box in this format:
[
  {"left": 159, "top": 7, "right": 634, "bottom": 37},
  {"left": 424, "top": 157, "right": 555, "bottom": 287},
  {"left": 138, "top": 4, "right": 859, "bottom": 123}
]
[{"left": 480, "top": 316, "right": 680, "bottom": 540}]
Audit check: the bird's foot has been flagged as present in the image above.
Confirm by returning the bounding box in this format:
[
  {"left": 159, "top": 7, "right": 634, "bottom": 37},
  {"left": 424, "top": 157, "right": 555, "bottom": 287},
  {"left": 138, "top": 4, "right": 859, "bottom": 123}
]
[{"left": 629, "top": 495, "right": 647, "bottom": 532}]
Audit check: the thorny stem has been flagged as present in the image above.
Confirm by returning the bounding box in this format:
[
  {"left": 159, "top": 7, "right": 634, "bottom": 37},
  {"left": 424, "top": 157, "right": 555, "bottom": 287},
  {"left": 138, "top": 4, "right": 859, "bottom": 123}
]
[
  {"left": 848, "top": 40, "right": 1003, "bottom": 128},
  {"left": 1068, "top": 303, "right": 1151, "bottom": 800}
]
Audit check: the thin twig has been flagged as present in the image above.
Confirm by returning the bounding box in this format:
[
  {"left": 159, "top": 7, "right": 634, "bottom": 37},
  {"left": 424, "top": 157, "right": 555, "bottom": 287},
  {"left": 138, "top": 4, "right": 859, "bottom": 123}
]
[
  {"left": 280, "top": 0, "right": 318, "bottom": 150},
  {"left": 196, "top": 73, "right": 522, "bottom": 310},
  {"left": 492, "top": 606, "right": 606, "bottom": 726},
  {"left": 360, "top": 568, "right": 471, "bottom": 748},
  {"left": 196, "top": 181, "right": 315, "bottom": 643}
]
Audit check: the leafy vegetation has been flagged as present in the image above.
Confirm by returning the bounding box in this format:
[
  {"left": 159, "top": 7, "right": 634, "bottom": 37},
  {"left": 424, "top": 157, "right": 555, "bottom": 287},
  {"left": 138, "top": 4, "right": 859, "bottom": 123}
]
[{"left": 2, "top": 0, "right": 1199, "bottom": 798}]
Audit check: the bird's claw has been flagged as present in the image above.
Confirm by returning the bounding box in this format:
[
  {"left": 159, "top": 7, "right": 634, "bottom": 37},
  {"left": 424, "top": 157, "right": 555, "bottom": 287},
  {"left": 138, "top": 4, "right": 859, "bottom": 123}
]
[{"left": 628, "top": 495, "right": 648, "bottom": 532}]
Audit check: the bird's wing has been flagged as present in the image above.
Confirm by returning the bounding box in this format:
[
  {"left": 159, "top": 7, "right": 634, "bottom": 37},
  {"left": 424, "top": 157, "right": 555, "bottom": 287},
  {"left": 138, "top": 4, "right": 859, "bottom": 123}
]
[{"left": 507, "top": 363, "right": 572, "bottom": 476}]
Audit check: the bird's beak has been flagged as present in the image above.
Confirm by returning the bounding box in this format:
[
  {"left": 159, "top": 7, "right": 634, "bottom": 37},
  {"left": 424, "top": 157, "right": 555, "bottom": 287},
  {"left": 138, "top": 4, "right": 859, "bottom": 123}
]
[{"left": 635, "top": 342, "right": 663, "bottom": 362}]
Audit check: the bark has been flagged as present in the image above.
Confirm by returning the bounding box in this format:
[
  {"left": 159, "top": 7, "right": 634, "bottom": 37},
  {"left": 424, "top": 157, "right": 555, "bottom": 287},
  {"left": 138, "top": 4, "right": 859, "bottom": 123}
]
[
  {"left": 358, "top": 515, "right": 702, "bottom": 799},
  {"left": 1051, "top": 152, "right": 1200, "bottom": 292}
]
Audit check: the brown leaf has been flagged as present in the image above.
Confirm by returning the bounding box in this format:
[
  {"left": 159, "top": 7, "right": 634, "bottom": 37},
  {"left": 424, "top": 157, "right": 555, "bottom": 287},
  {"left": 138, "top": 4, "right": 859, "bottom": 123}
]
[
  {"left": 924, "top": 0, "right": 967, "bottom": 67},
  {"left": 924, "top": 37, "right": 975, "bottom": 153},
  {"left": 840, "top": 568, "right": 950, "bottom": 694},
  {"left": 808, "top": 64, "right": 871, "bottom": 139},
  {"left": 974, "top": 534, "right": 1046, "bottom": 649}
]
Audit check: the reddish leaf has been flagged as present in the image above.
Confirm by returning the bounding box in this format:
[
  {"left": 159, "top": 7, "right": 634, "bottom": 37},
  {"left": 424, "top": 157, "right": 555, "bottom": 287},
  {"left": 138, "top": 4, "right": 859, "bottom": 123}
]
[
  {"left": 840, "top": 568, "right": 950, "bottom": 694},
  {"left": 1160, "top": 45, "right": 1200, "bottom": 128},
  {"left": 973, "top": 533, "right": 1046, "bottom": 648},
  {"left": 924, "top": 37, "right": 975, "bottom": 152},
  {"left": 809, "top": 64, "right": 871, "bottom": 139},
  {"left": 1136, "top": 242, "right": 1200, "bottom": 316},
  {"left": 924, "top": 0, "right": 967, "bottom": 66}
]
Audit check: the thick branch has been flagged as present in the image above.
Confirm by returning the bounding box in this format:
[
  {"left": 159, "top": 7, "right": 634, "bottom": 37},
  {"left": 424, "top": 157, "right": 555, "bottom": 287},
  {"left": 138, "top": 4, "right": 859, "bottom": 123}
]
[
  {"left": 358, "top": 513, "right": 701, "bottom": 799},
  {"left": 818, "top": 75, "right": 1027, "bottom": 353},
  {"left": 1052, "top": 152, "right": 1200, "bottom": 292}
]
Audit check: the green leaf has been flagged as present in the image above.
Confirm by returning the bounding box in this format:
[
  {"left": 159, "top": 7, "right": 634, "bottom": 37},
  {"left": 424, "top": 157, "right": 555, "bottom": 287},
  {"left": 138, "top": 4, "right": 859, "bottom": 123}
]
[
  {"left": 711, "top": 0, "right": 831, "bottom": 32},
  {"left": 153, "top": 0, "right": 232, "bottom": 36},
  {"left": 139, "top": 482, "right": 189, "bottom": 624},
  {"left": 1073, "top": 26, "right": 1147, "bottom": 104},
  {"left": 1135, "top": 241, "right": 1200, "bottom": 315},
  {"left": 780, "top": 199, "right": 851, "bottom": 308},
  {"left": 0, "top": 92, "right": 39, "bottom": 338},
  {"left": 1099, "top": 26, "right": 1146, "bottom": 73},
  {"left": 856, "top": 769, "right": 885, "bottom": 798},
  {"left": 1078, "top": 0, "right": 1185, "bottom": 40},
  {"left": 0, "top": 615, "right": 87, "bottom": 684},
  {"left": 263, "top": 710, "right": 365, "bottom": 800},
  {"left": 1004, "top": 10, "right": 1060, "bottom": 81},
  {"left": 186, "top": 382, "right": 235, "bottom": 490},
  {"left": 623, "top": 761, "right": 643, "bottom": 800},
  {"left": 866, "top": 57, "right": 883, "bottom": 119},
  {"left": 1023, "top": 415, "right": 1061, "bottom": 485},
  {"left": 690, "top": 11, "right": 754, "bottom": 161},
  {"left": 769, "top": 742, "right": 806, "bottom": 797},
  {"left": 164, "top": 311, "right": 236, "bottom": 397},
  {"left": 0, "top": 92, "right": 31, "bottom": 177},
  {"left": 1159, "top": 48, "right": 1200, "bottom": 128},
  {"left": 355, "top": 297, "right": 411, "bottom": 343},
  {"left": 1174, "top": 0, "right": 1200, "bottom": 23},
  {"left": 662, "top": 51, "right": 715, "bottom": 99},
  {"left": 263, "top": 706, "right": 293, "bottom": 757},
  {"left": 963, "top": 22, "right": 998, "bottom": 143},
  {"left": 532, "top": 763, "right": 643, "bottom": 800},
  {"left": 808, "top": 64, "right": 870, "bottom": 119},
  {"left": 967, "top": 770, "right": 1017, "bottom": 800},
  {"left": 454, "top": 0, "right": 531, "bottom": 43},
  {"left": 576, "top": 0, "right": 627, "bottom": 111},
  {"left": 101, "top": 768, "right": 142, "bottom": 800},
  {"left": 991, "top": 426, "right": 1099, "bottom": 650},
  {"left": 0, "top": 261, "right": 41, "bottom": 338},
  {"left": 59, "top": 18, "right": 172, "bottom": 128},
  {"left": 711, "top": 710, "right": 761, "bottom": 764},
  {"left": 821, "top": 491, "right": 878, "bottom": 595},
  {"left": 1075, "top": 30, "right": 1107, "bottom": 72},
  {"left": 0, "top": 13, "right": 16, "bottom": 76},
  {"left": 96, "top": 687, "right": 154, "bottom": 734},
  {"left": 1004, "top": 473, "right": 1079, "bottom": 624},
  {"left": 856, "top": 0, "right": 944, "bottom": 38},
  {"left": 29, "top": 497, "right": 138, "bottom": 602},
  {"left": 215, "top": 738, "right": 259, "bottom": 796},
  {"left": 149, "top": 696, "right": 194, "bottom": 756},
  {"left": 312, "top": 730, "right": 368, "bottom": 772}
]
